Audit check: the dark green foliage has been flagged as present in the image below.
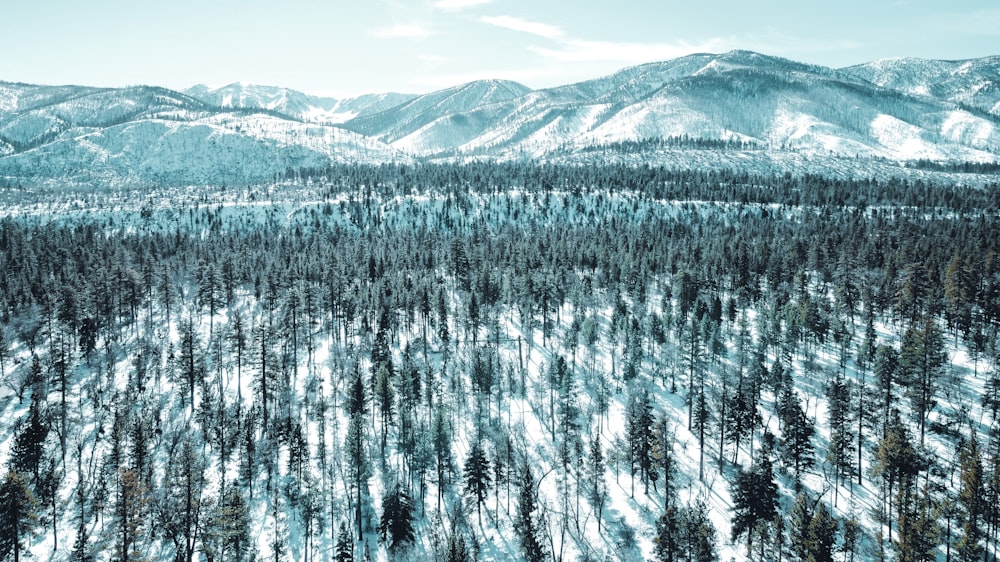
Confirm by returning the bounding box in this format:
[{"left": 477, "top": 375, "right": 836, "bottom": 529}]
[
  {"left": 445, "top": 533, "right": 470, "bottom": 562},
  {"left": 334, "top": 525, "right": 353, "bottom": 562},
  {"left": 554, "top": 357, "right": 581, "bottom": 468},
  {"left": 206, "top": 485, "right": 250, "bottom": 562},
  {"left": 178, "top": 317, "right": 203, "bottom": 409},
  {"left": 873, "top": 344, "right": 900, "bottom": 433},
  {"left": 896, "top": 484, "right": 939, "bottom": 562},
  {"left": 433, "top": 407, "right": 453, "bottom": 511},
  {"left": 651, "top": 416, "right": 676, "bottom": 511},
  {"left": 436, "top": 285, "right": 450, "bottom": 349},
  {"left": 676, "top": 500, "right": 718, "bottom": 562},
  {"left": 826, "top": 372, "right": 854, "bottom": 487},
  {"left": 872, "top": 410, "right": 930, "bottom": 558},
  {"left": 807, "top": 502, "right": 838, "bottom": 562},
  {"left": 792, "top": 494, "right": 838, "bottom": 562},
  {"left": 159, "top": 436, "right": 205, "bottom": 562},
  {"left": 0, "top": 327, "right": 7, "bottom": 379},
  {"left": 347, "top": 366, "right": 367, "bottom": 418},
  {"left": 626, "top": 387, "right": 657, "bottom": 494},
  {"left": 899, "top": 317, "right": 946, "bottom": 445},
  {"left": 345, "top": 414, "right": 370, "bottom": 540},
  {"left": 0, "top": 472, "right": 38, "bottom": 562},
  {"left": 724, "top": 380, "right": 759, "bottom": 465},
  {"left": 586, "top": 436, "right": 608, "bottom": 533},
  {"left": 779, "top": 387, "right": 814, "bottom": 484},
  {"left": 470, "top": 349, "right": 494, "bottom": 400},
  {"left": 790, "top": 493, "right": 813, "bottom": 562},
  {"left": 842, "top": 514, "right": 859, "bottom": 562},
  {"left": 515, "top": 465, "right": 547, "bottom": 562},
  {"left": 375, "top": 364, "right": 394, "bottom": 455},
  {"left": 956, "top": 434, "right": 984, "bottom": 562},
  {"left": 654, "top": 508, "right": 679, "bottom": 562},
  {"left": 657, "top": 499, "right": 718, "bottom": 562},
  {"left": 463, "top": 441, "right": 491, "bottom": 520},
  {"left": 9, "top": 401, "right": 49, "bottom": 484},
  {"left": 1, "top": 161, "right": 999, "bottom": 562},
  {"left": 379, "top": 484, "right": 415, "bottom": 553},
  {"left": 982, "top": 368, "right": 1000, "bottom": 422},
  {"left": 287, "top": 421, "right": 308, "bottom": 482},
  {"left": 114, "top": 467, "right": 149, "bottom": 562},
  {"left": 731, "top": 450, "right": 778, "bottom": 554}
]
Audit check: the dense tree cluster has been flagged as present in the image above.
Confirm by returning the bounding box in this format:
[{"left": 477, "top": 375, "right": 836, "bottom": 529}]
[{"left": 0, "top": 162, "right": 999, "bottom": 561}]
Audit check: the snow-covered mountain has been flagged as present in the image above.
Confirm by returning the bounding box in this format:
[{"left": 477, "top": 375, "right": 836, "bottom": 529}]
[
  {"left": 0, "top": 83, "right": 214, "bottom": 152},
  {"left": 841, "top": 55, "right": 1000, "bottom": 116},
  {"left": 2, "top": 50, "right": 1000, "bottom": 186},
  {"left": 343, "top": 79, "right": 533, "bottom": 153},
  {"left": 341, "top": 50, "right": 1000, "bottom": 161},
  {"left": 183, "top": 83, "right": 416, "bottom": 124},
  {"left": 0, "top": 114, "right": 409, "bottom": 187},
  {"left": 0, "top": 81, "right": 408, "bottom": 186}
]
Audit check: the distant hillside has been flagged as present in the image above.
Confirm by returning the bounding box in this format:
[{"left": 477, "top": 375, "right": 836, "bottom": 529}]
[{"left": 2, "top": 50, "right": 1000, "bottom": 186}]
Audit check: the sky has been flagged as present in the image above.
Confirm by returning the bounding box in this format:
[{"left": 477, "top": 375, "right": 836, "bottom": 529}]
[{"left": 2, "top": 0, "right": 999, "bottom": 97}]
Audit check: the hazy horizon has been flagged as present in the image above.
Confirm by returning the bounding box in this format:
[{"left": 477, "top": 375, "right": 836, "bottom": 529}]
[{"left": 3, "top": 0, "right": 999, "bottom": 97}]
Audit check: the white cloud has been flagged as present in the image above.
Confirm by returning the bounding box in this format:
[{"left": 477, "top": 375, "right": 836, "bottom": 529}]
[
  {"left": 371, "top": 24, "right": 431, "bottom": 39},
  {"left": 480, "top": 15, "right": 564, "bottom": 40},
  {"left": 417, "top": 54, "right": 450, "bottom": 63},
  {"left": 478, "top": 14, "right": 731, "bottom": 65},
  {"left": 529, "top": 38, "right": 730, "bottom": 63},
  {"left": 434, "top": 0, "right": 493, "bottom": 11}
]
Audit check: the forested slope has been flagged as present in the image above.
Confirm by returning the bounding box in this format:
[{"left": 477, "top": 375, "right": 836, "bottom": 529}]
[{"left": 1, "top": 164, "right": 999, "bottom": 562}]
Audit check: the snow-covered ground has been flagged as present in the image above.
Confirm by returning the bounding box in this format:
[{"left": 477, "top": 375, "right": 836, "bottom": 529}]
[{"left": 0, "top": 179, "right": 996, "bottom": 562}]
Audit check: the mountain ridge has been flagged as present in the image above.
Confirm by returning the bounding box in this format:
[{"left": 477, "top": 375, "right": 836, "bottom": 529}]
[
  {"left": 182, "top": 82, "right": 418, "bottom": 124},
  {"left": 2, "top": 50, "right": 1000, "bottom": 186}
]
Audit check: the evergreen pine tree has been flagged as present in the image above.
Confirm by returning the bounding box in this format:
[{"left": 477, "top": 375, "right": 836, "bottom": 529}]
[
  {"left": 874, "top": 344, "right": 900, "bottom": 436},
  {"left": 955, "top": 434, "right": 985, "bottom": 562},
  {"left": 445, "top": 533, "right": 470, "bottom": 562},
  {"left": 677, "top": 500, "right": 718, "bottom": 562},
  {"left": 345, "top": 414, "right": 370, "bottom": 540},
  {"left": 807, "top": 502, "right": 838, "bottom": 562},
  {"left": 896, "top": 483, "right": 939, "bottom": 562},
  {"left": 780, "top": 390, "right": 814, "bottom": 486},
  {"left": 514, "top": 465, "right": 547, "bottom": 562},
  {"left": 10, "top": 400, "right": 49, "bottom": 485},
  {"left": 179, "top": 317, "right": 203, "bottom": 409},
  {"left": 378, "top": 484, "right": 415, "bottom": 554},
  {"left": 652, "top": 415, "right": 676, "bottom": 511},
  {"left": 212, "top": 485, "right": 250, "bottom": 562},
  {"left": 160, "top": 435, "right": 205, "bottom": 562},
  {"left": 900, "top": 317, "right": 946, "bottom": 445},
  {"left": 375, "top": 364, "right": 394, "bottom": 456},
  {"left": 463, "top": 441, "right": 491, "bottom": 523},
  {"left": 626, "top": 388, "right": 656, "bottom": 494},
  {"left": 654, "top": 507, "right": 679, "bottom": 562},
  {"left": 841, "top": 513, "right": 859, "bottom": 562},
  {"left": 826, "top": 371, "right": 855, "bottom": 493},
  {"left": 433, "top": 407, "right": 453, "bottom": 512},
  {"left": 334, "top": 524, "right": 354, "bottom": 562},
  {"left": 347, "top": 365, "right": 367, "bottom": 418},
  {"left": 789, "top": 492, "right": 814, "bottom": 562},
  {"left": 0, "top": 471, "right": 38, "bottom": 562},
  {"left": 114, "top": 468, "right": 149, "bottom": 562},
  {"left": 730, "top": 449, "right": 778, "bottom": 554},
  {"left": 586, "top": 436, "right": 607, "bottom": 533},
  {"left": 871, "top": 410, "right": 921, "bottom": 544}
]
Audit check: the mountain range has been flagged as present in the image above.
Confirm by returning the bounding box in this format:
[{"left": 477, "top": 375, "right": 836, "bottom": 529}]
[{"left": 2, "top": 50, "right": 999, "bottom": 186}]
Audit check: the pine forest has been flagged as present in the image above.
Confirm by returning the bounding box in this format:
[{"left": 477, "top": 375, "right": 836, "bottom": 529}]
[{"left": 1, "top": 162, "right": 1000, "bottom": 562}]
